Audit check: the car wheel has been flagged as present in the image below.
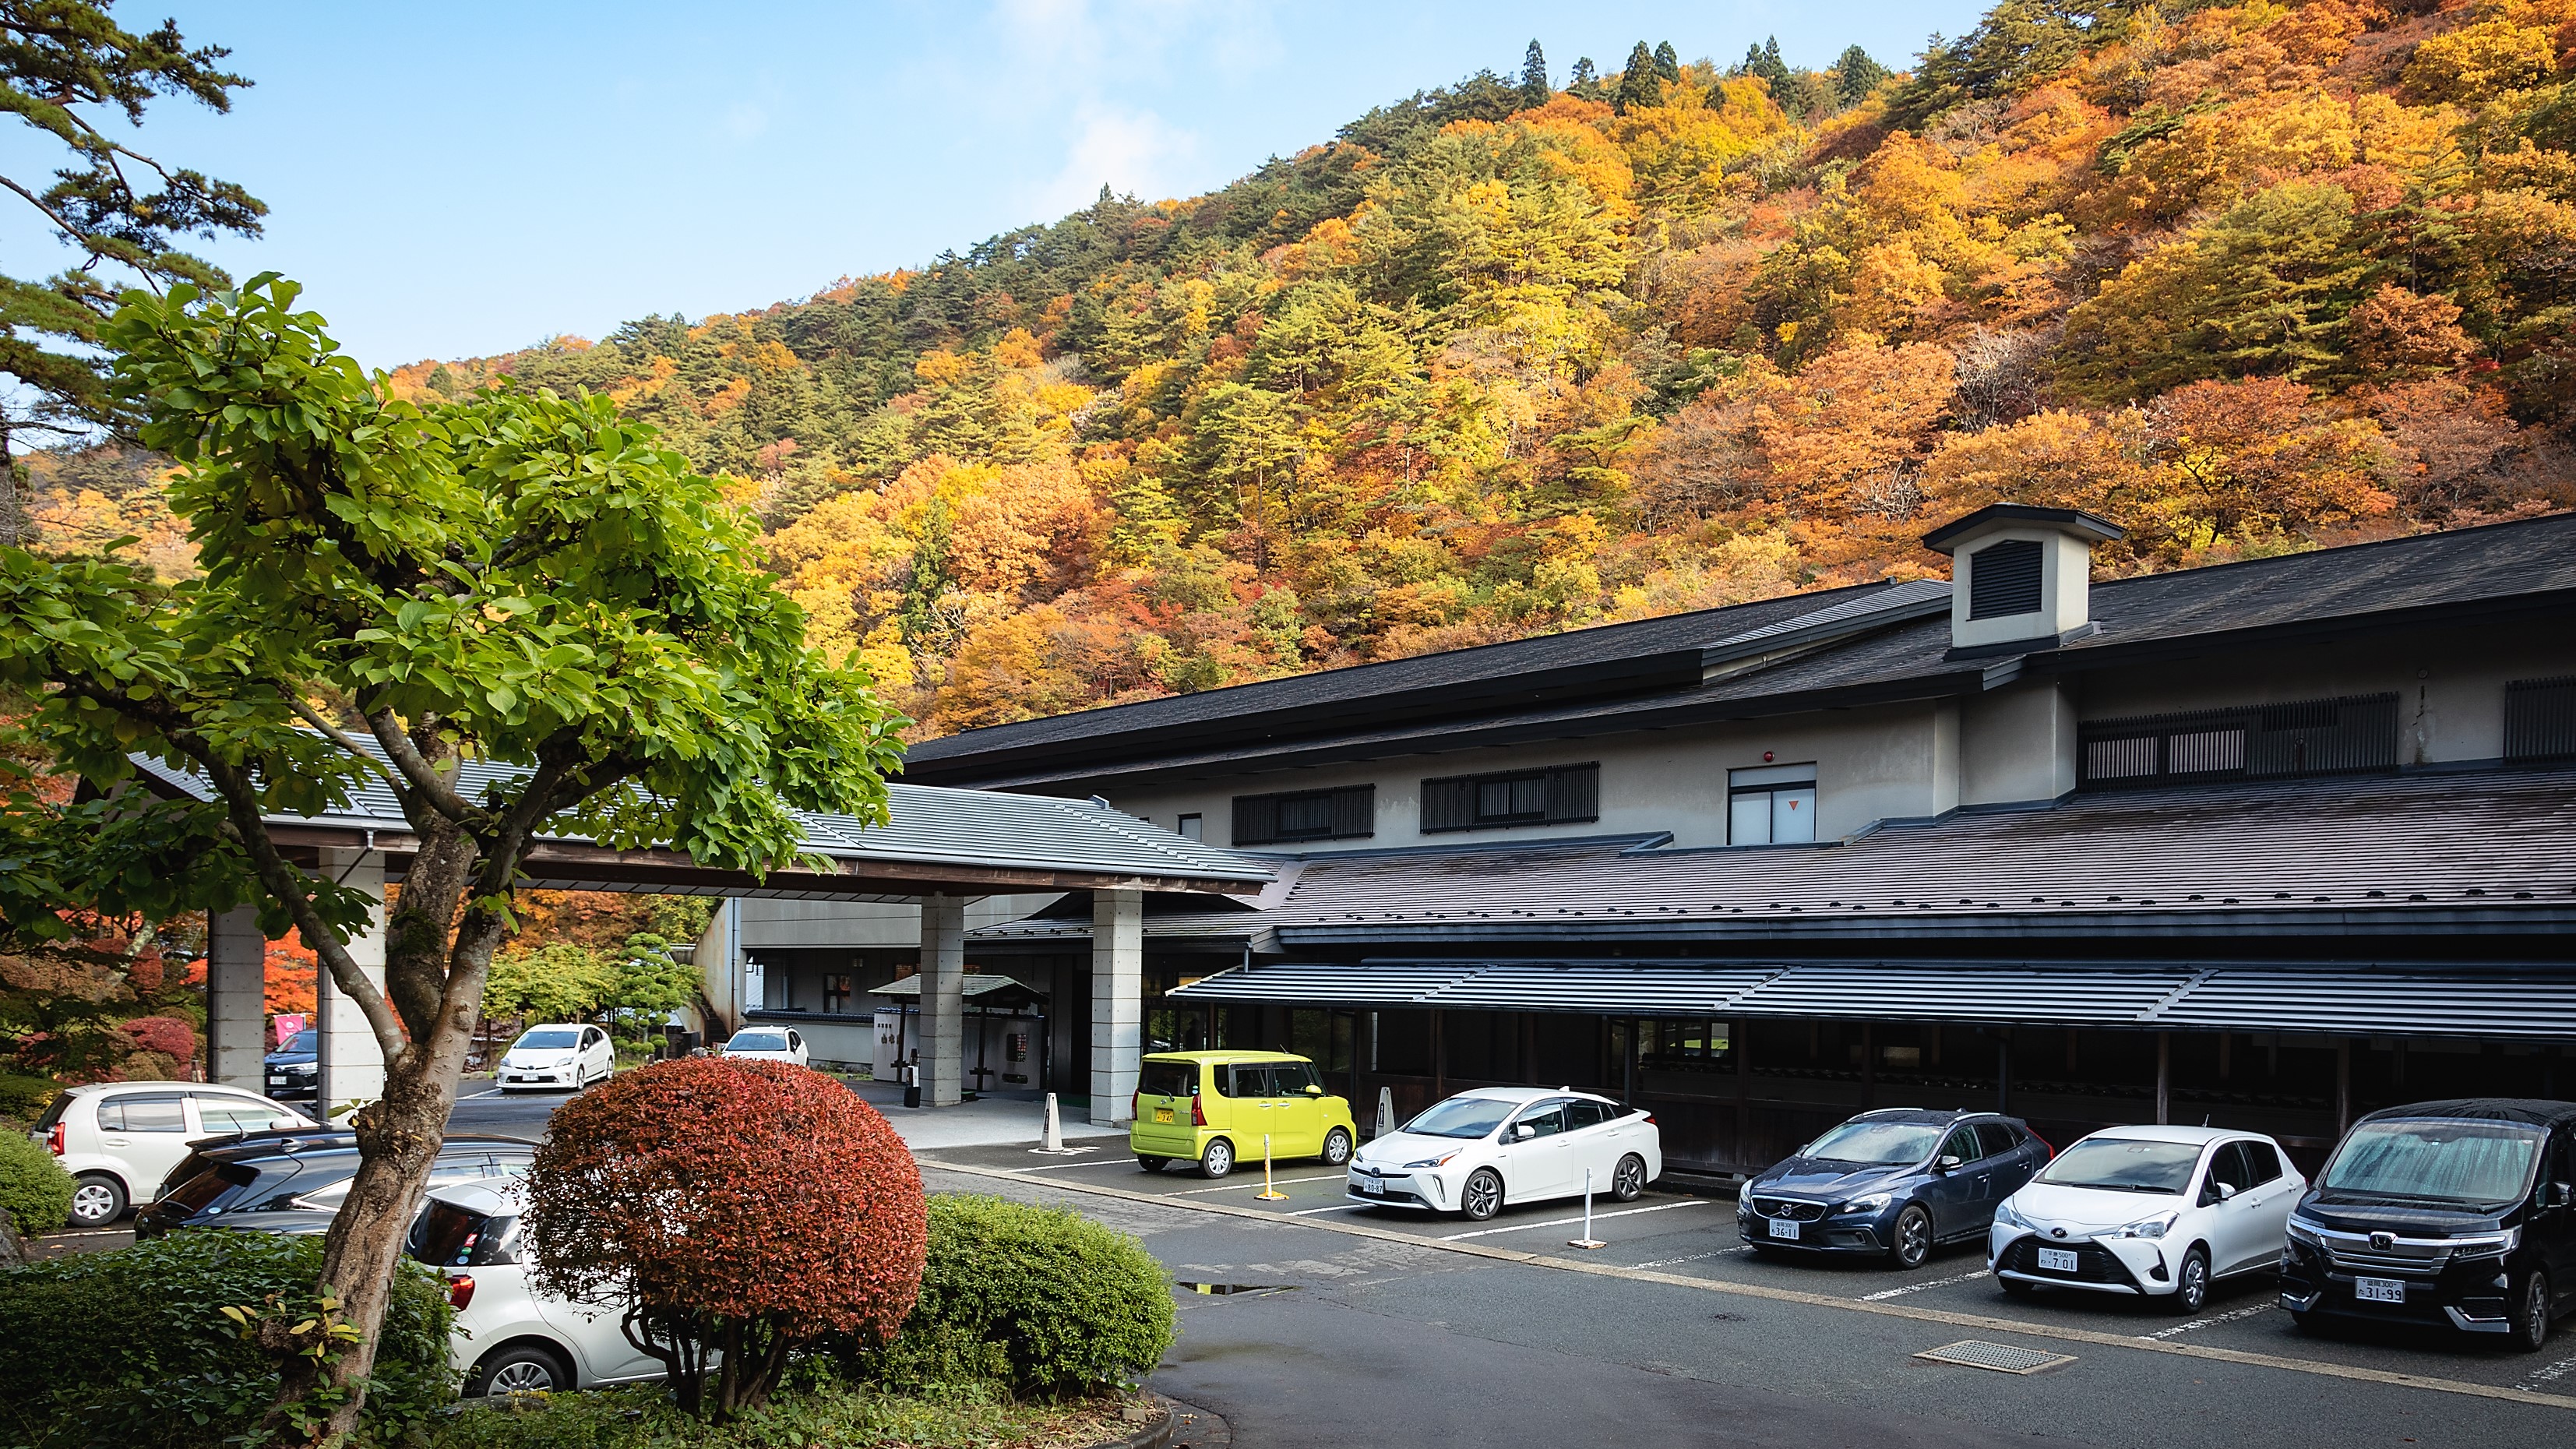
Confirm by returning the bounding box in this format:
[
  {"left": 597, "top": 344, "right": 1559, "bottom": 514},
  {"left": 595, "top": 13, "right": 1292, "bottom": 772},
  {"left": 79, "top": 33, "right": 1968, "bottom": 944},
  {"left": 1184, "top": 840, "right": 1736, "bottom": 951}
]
[
  {"left": 68, "top": 1172, "right": 126, "bottom": 1228},
  {"left": 1136, "top": 1155, "right": 1168, "bottom": 1173},
  {"left": 1460, "top": 1169, "right": 1504, "bottom": 1222},
  {"left": 2511, "top": 1270, "right": 2552, "bottom": 1354},
  {"left": 1888, "top": 1204, "right": 1933, "bottom": 1269},
  {"left": 1200, "top": 1138, "right": 1235, "bottom": 1179},
  {"left": 1322, "top": 1127, "right": 1354, "bottom": 1166},
  {"left": 469, "top": 1343, "right": 572, "bottom": 1397},
  {"left": 1610, "top": 1154, "right": 1647, "bottom": 1202},
  {"left": 2171, "top": 1246, "right": 2210, "bottom": 1314}
]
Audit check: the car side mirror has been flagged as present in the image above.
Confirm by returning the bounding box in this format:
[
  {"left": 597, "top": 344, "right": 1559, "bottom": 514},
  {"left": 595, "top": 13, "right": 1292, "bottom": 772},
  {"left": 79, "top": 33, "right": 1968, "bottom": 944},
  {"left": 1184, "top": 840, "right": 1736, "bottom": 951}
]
[
  {"left": 1514, "top": 1123, "right": 1536, "bottom": 1141},
  {"left": 1306, "top": 1084, "right": 1323, "bottom": 1096},
  {"left": 1936, "top": 1155, "right": 1961, "bottom": 1173},
  {"left": 2215, "top": 1182, "right": 2239, "bottom": 1201},
  {"left": 2550, "top": 1181, "right": 2573, "bottom": 1209}
]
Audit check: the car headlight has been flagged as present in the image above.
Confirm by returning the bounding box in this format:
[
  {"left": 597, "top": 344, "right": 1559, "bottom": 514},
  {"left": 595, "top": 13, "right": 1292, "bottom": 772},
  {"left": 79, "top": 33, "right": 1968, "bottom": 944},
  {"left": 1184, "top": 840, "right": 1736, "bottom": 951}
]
[
  {"left": 1841, "top": 1193, "right": 1894, "bottom": 1215},
  {"left": 2116, "top": 1212, "right": 2178, "bottom": 1239},
  {"left": 2451, "top": 1229, "right": 2518, "bottom": 1259},
  {"left": 1991, "top": 1199, "right": 2032, "bottom": 1230},
  {"left": 2285, "top": 1215, "right": 2323, "bottom": 1246},
  {"left": 1404, "top": 1151, "right": 1461, "bottom": 1169}
]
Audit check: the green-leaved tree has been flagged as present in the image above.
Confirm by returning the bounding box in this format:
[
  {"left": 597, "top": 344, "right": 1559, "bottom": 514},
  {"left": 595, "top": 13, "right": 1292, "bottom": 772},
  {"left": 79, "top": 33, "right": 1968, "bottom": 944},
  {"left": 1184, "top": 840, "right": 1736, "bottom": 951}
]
[
  {"left": 0, "top": 1, "right": 264, "bottom": 541},
  {"left": 0, "top": 276, "right": 906, "bottom": 1435}
]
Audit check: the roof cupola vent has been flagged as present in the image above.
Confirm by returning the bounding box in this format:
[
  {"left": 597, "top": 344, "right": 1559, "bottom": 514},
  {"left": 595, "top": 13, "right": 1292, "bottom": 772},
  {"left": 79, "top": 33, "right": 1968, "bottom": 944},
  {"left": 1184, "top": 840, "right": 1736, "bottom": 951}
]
[{"left": 1919, "top": 504, "right": 2123, "bottom": 658}]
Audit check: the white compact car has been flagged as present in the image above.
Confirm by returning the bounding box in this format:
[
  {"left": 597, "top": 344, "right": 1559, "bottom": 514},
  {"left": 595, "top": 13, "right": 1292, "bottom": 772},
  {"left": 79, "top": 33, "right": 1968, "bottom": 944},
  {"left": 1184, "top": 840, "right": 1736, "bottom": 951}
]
[
  {"left": 495, "top": 1024, "right": 617, "bottom": 1092},
  {"left": 30, "top": 1082, "right": 316, "bottom": 1227},
  {"left": 1348, "top": 1087, "right": 1662, "bottom": 1222},
  {"left": 1989, "top": 1125, "right": 2306, "bottom": 1313},
  {"left": 720, "top": 1026, "right": 809, "bottom": 1067},
  {"left": 411, "top": 1180, "right": 668, "bottom": 1395}
]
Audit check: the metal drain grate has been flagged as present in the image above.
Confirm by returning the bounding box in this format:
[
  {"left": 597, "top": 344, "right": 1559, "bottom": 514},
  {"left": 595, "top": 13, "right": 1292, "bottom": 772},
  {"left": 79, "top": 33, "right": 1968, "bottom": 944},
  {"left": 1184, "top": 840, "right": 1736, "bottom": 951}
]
[{"left": 1915, "top": 1340, "right": 2076, "bottom": 1376}]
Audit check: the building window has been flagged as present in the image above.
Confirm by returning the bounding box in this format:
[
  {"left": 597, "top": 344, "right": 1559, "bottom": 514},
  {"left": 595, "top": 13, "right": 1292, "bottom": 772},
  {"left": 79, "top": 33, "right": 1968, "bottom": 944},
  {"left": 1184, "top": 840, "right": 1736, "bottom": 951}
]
[
  {"left": 2078, "top": 693, "right": 2399, "bottom": 788},
  {"left": 1728, "top": 763, "right": 1816, "bottom": 844},
  {"left": 1421, "top": 763, "right": 1599, "bottom": 833},
  {"left": 1642, "top": 1020, "right": 1732, "bottom": 1073},
  {"left": 2505, "top": 676, "right": 2576, "bottom": 761},
  {"left": 823, "top": 973, "right": 853, "bottom": 1014},
  {"left": 1968, "top": 538, "right": 2044, "bottom": 619},
  {"left": 1176, "top": 813, "right": 1203, "bottom": 841},
  {"left": 1232, "top": 784, "right": 1373, "bottom": 846}
]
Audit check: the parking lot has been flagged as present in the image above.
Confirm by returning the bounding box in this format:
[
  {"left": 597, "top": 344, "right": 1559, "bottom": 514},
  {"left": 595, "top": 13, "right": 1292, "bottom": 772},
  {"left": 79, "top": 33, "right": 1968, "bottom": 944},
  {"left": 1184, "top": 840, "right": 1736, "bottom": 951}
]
[{"left": 914, "top": 1138, "right": 2576, "bottom": 1410}]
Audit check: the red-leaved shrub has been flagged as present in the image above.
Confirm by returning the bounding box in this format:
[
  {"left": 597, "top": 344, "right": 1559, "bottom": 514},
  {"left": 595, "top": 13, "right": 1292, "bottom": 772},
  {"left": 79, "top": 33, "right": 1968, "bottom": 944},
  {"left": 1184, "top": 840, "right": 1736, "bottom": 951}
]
[{"left": 521, "top": 1058, "right": 926, "bottom": 1416}]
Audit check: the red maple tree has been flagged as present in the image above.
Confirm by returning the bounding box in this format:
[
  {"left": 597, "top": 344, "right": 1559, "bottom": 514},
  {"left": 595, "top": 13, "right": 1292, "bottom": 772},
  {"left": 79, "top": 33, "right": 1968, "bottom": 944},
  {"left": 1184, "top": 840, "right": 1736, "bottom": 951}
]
[{"left": 520, "top": 1058, "right": 926, "bottom": 1416}]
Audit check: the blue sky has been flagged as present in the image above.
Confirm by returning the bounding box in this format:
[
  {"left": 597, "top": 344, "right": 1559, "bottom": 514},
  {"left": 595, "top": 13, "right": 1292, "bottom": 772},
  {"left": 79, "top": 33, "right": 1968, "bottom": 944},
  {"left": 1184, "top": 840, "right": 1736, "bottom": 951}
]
[{"left": 35, "top": 1, "right": 1988, "bottom": 368}]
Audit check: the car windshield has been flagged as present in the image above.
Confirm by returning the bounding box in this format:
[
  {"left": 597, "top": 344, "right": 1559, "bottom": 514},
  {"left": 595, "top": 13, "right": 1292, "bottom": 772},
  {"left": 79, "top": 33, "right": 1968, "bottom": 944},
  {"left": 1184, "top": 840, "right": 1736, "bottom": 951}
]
[
  {"left": 2036, "top": 1138, "right": 2203, "bottom": 1193},
  {"left": 513, "top": 1028, "right": 580, "bottom": 1050},
  {"left": 408, "top": 1199, "right": 493, "bottom": 1267},
  {"left": 280, "top": 1031, "right": 317, "bottom": 1052},
  {"left": 2321, "top": 1119, "right": 2546, "bottom": 1207},
  {"left": 729, "top": 1032, "right": 789, "bottom": 1051},
  {"left": 1402, "top": 1096, "right": 1517, "bottom": 1140},
  {"left": 1802, "top": 1119, "right": 1945, "bottom": 1166}
]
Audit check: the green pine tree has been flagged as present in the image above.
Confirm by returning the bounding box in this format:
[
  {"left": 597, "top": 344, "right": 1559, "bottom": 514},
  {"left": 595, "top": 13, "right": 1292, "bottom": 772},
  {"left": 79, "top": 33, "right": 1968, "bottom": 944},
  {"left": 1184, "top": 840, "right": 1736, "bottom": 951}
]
[
  {"left": 1615, "top": 41, "right": 1659, "bottom": 113},
  {"left": 1520, "top": 39, "right": 1549, "bottom": 108},
  {"left": 1653, "top": 41, "right": 1681, "bottom": 82},
  {"left": 1834, "top": 44, "right": 1891, "bottom": 106}
]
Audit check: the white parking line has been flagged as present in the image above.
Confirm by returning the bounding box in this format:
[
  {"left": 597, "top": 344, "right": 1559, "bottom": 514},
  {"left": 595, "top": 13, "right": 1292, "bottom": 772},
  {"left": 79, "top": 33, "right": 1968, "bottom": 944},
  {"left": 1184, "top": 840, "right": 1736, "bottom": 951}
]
[
  {"left": 2137, "top": 1303, "right": 2275, "bottom": 1340},
  {"left": 2521, "top": 1352, "right": 2576, "bottom": 1391},
  {"left": 1163, "top": 1174, "right": 1347, "bottom": 1197},
  {"left": 1440, "top": 1200, "right": 1711, "bottom": 1241},
  {"left": 1862, "top": 1269, "right": 1991, "bottom": 1301},
  {"left": 1285, "top": 1204, "right": 1371, "bottom": 1217},
  {"left": 1630, "top": 1246, "right": 1750, "bottom": 1270}
]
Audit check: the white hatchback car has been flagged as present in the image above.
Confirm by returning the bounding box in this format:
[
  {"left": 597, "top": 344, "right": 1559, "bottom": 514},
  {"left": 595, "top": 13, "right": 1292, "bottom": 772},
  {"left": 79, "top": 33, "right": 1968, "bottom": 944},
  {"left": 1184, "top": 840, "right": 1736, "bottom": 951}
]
[
  {"left": 30, "top": 1082, "right": 317, "bottom": 1226},
  {"left": 495, "top": 1024, "right": 616, "bottom": 1092},
  {"left": 1348, "top": 1087, "right": 1662, "bottom": 1221},
  {"left": 411, "top": 1180, "right": 668, "bottom": 1395},
  {"left": 1989, "top": 1124, "right": 2306, "bottom": 1313},
  {"left": 720, "top": 1026, "right": 809, "bottom": 1066}
]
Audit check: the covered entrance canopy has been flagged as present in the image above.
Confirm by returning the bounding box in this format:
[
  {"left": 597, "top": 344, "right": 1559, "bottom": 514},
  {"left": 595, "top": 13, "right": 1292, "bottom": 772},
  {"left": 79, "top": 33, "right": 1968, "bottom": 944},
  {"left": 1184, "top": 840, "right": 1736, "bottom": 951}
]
[
  {"left": 1169, "top": 957, "right": 2576, "bottom": 1039},
  {"left": 136, "top": 754, "right": 1270, "bottom": 1124}
]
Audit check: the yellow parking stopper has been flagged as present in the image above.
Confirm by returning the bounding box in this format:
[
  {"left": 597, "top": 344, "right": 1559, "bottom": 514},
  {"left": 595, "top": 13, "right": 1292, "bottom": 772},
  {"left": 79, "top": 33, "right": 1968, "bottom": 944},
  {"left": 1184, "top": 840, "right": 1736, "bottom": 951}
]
[{"left": 1256, "top": 1133, "right": 1288, "bottom": 1200}]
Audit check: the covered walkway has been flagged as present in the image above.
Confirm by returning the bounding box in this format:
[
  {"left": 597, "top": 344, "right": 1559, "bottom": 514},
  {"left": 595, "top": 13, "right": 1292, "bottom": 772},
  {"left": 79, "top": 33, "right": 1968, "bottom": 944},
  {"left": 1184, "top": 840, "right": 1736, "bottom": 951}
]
[{"left": 136, "top": 757, "right": 1270, "bottom": 1126}]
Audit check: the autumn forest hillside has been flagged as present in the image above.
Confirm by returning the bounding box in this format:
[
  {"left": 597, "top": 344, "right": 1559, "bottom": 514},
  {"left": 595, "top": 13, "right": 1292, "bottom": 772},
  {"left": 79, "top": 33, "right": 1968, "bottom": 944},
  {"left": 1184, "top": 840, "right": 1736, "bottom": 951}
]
[{"left": 37, "top": 0, "right": 2576, "bottom": 741}]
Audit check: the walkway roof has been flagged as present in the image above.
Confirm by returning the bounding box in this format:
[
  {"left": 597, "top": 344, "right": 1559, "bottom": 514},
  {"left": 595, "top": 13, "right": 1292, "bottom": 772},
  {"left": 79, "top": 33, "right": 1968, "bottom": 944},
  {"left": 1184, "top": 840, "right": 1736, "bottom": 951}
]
[{"left": 131, "top": 753, "right": 1272, "bottom": 900}]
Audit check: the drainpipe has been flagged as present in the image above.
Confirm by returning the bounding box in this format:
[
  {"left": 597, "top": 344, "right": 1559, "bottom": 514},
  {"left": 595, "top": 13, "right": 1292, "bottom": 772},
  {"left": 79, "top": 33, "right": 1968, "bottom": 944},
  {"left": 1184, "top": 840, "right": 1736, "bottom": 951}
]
[
  {"left": 1860, "top": 1023, "right": 1876, "bottom": 1110},
  {"left": 2335, "top": 1040, "right": 2352, "bottom": 1138}
]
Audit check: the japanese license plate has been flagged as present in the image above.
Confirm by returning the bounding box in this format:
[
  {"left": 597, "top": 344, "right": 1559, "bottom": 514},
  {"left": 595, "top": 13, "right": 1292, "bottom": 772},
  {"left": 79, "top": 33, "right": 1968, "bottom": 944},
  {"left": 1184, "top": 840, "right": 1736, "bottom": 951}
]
[
  {"left": 2355, "top": 1276, "right": 2406, "bottom": 1304},
  {"left": 2037, "top": 1246, "right": 2081, "bottom": 1274},
  {"left": 1767, "top": 1217, "right": 1801, "bottom": 1240},
  {"left": 1154, "top": 1107, "right": 1173, "bottom": 1123},
  {"left": 1359, "top": 1178, "right": 1384, "bottom": 1195}
]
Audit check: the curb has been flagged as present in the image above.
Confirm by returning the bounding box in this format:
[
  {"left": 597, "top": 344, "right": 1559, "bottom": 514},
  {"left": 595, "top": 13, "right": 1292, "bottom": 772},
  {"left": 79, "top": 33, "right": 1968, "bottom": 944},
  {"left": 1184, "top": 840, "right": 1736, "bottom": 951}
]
[{"left": 1086, "top": 1392, "right": 1221, "bottom": 1449}]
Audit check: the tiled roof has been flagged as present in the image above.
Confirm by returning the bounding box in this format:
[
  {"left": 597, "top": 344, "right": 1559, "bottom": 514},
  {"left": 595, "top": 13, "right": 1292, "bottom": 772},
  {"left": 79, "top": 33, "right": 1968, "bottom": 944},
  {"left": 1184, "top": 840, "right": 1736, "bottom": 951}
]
[
  {"left": 129, "top": 753, "right": 1272, "bottom": 889},
  {"left": 971, "top": 767, "right": 2576, "bottom": 943},
  {"left": 909, "top": 513, "right": 2576, "bottom": 788}
]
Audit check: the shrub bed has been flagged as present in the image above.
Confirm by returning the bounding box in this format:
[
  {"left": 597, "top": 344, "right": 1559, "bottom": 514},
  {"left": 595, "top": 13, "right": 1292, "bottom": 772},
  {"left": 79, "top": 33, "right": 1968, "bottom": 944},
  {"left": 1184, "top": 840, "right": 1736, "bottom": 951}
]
[
  {"left": 0, "top": 1130, "right": 74, "bottom": 1236},
  {"left": 0, "top": 1229, "right": 454, "bottom": 1449},
  {"left": 862, "top": 1194, "right": 1175, "bottom": 1399},
  {"left": 428, "top": 1383, "right": 1150, "bottom": 1449}
]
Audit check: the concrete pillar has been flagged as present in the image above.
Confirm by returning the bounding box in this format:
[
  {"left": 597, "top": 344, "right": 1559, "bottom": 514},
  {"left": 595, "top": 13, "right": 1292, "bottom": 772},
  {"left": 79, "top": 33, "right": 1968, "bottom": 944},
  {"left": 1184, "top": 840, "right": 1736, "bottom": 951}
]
[
  {"left": 315, "top": 848, "right": 388, "bottom": 1116},
  {"left": 206, "top": 907, "right": 265, "bottom": 1090},
  {"left": 919, "top": 895, "right": 966, "bottom": 1107},
  {"left": 1090, "top": 887, "right": 1143, "bottom": 1126}
]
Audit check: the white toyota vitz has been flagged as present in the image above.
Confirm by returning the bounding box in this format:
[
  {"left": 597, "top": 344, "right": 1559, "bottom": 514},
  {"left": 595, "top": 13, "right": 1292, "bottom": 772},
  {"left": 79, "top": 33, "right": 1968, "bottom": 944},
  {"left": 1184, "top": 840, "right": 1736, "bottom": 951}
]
[
  {"left": 1989, "top": 1124, "right": 2306, "bottom": 1313},
  {"left": 1348, "top": 1087, "right": 1662, "bottom": 1222}
]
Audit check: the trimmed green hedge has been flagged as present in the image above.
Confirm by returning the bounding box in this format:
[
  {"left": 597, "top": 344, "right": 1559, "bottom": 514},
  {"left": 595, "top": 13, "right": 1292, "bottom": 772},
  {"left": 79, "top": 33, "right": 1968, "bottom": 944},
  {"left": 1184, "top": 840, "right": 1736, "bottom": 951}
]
[
  {"left": 0, "top": 1229, "right": 455, "bottom": 1449},
  {"left": 0, "top": 1131, "right": 73, "bottom": 1236},
  {"left": 863, "top": 1194, "right": 1174, "bottom": 1399}
]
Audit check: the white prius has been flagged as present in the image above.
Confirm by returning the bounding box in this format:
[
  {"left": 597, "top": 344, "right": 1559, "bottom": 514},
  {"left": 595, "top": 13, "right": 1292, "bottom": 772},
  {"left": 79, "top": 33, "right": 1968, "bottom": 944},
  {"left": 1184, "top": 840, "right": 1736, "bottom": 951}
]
[
  {"left": 1988, "top": 1124, "right": 2306, "bottom": 1313},
  {"left": 1348, "top": 1087, "right": 1662, "bottom": 1222}
]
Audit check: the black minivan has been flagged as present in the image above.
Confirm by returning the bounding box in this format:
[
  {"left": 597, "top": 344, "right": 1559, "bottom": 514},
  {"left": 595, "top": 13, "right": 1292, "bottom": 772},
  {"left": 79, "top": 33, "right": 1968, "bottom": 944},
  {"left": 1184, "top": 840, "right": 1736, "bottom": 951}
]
[{"left": 2280, "top": 1098, "right": 2576, "bottom": 1352}]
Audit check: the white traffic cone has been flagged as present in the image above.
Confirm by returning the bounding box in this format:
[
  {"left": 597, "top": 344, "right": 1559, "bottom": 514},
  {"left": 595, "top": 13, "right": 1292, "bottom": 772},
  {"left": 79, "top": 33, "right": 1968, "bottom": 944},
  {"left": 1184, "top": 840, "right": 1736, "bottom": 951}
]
[
  {"left": 1375, "top": 1086, "right": 1395, "bottom": 1141},
  {"left": 1041, "top": 1091, "right": 1063, "bottom": 1152}
]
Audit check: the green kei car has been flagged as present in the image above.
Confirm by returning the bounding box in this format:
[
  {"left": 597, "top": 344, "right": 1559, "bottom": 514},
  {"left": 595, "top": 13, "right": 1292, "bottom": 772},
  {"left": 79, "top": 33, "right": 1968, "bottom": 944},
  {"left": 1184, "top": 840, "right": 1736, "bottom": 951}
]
[{"left": 1129, "top": 1049, "right": 1358, "bottom": 1178}]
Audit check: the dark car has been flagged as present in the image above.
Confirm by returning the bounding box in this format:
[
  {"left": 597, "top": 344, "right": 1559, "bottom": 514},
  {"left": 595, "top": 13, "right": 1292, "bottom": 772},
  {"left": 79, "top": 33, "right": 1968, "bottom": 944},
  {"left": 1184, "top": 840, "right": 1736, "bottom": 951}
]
[
  {"left": 264, "top": 1029, "right": 320, "bottom": 1099},
  {"left": 2280, "top": 1098, "right": 2576, "bottom": 1352},
  {"left": 137, "top": 1132, "right": 538, "bottom": 1240},
  {"left": 1739, "top": 1108, "right": 2052, "bottom": 1267}
]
